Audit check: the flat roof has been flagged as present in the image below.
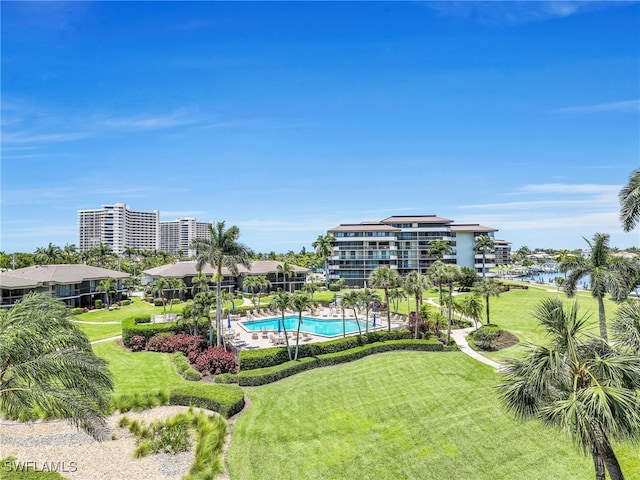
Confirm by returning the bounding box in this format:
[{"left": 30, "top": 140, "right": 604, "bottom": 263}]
[
  {"left": 450, "top": 224, "right": 498, "bottom": 232},
  {"left": 381, "top": 215, "right": 454, "bottom": 224},
  {"left": 328, "top": 223, "right": 400, "bottom": 232}
]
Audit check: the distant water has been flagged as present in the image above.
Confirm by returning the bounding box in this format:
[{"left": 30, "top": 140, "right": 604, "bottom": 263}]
[{"left": 518, "top": 272, "right": 591, "bottom": 290}]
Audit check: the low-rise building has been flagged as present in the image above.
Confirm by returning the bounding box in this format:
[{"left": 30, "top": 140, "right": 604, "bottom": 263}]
[{"left": 0, "top": 264, "right": 129, "bottom": 308}]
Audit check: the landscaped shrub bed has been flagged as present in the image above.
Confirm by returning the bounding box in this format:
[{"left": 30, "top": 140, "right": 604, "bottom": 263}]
[
  {"left": 122, "top": 316, "right": 209, "bottom": 346},
  {"left": 168, "top": 383, "right": 245, "bottom": 418},
  {"left": 172, "top": 352, "right": 203, "bottom": 381},
  {"left": 70, "top": 307, "right": 85, "bottom": 315},
  {"left": 238, "top": 339, "right": 444, "bottom": 386},
  {"left": 146, "top": 332, "right": 207, "bottom": 354},
  {"left": 239, "top": 329, "right": 414, "bottom": 370},
  {"left": 193, "top": 346, "right": 238, "bottom": 375},
  {"left": 213, "top": 373, "right": 239, "bottom": 384}
]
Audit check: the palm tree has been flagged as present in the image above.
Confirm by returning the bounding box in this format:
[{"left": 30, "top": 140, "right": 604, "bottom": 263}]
[
  {"left": 341, "top": 291, "right": 362, "bottom": 336},
  {"left": 97, "top": 277, "right": 118, "bottom": 307},
  {"left": 561, "top": 233, "right": 635, "bottom": 341},
  {"left": 427, "top": 239, "right": 453, "bottom": 260},
  {"left": 388, "top": 287, "right": 404, "bottom": 314},
  {"left": 243, "top": 275, "right": 261, "bottom": 309},
  {"left": 167, "top": 278, "right": 187, "bottom": 312},
  {"left": 270, "top": 291, "right": 294, "bottom": 360},
  {"left": 473, "top": 279, "right": 502, "bottom": 326},
  {"left": 0, "top": 293, "right": 113, "bottom": 439},
  {"left": 619, "top": 168, "right": 640, "bottom": 232},
  {"left": 474, "top": 235, "right": 495, "bottom": 278},
  {"left": 88, "top": 243, "right": 114, "bottom": 267},
  {"left": 290, "top": 293, "right": 315, "bottom": 360},
  {"left": 123, "top": 246, "right": 138, "bottom": 261},
  {"left": 312, "top": 233, "right": 334, "bottom": 289},
  {"left": 427, "top": 260, "right": 447, "bottom": 314},
  {"left": 441, "top": 265, "right": 460, "bottom": 345},
  {"left": 497, "top": 297, "right": 640, "bottom": 480},
  {"left": 611, "top": 300, "right": 640, "bottom": 355},
  {"left": 191, "top": 291, "right": 217, "bottom": 338},
  {"left": 303, "top": 281, "right": 319, "bottom": 300},
  {"left": 62, "top": 243, "right": 79, "bottom": 264},
  {"left": 150, "top": 277, "right": 170, "bottom": 313},
  {"left": 458, "top": 294, "right": 484, "bottom": 330},
  {"left": 191, "top": 221, "right": 251, "bottom": 346},
  {"left": 34, "top": 242, "right": 63, "bottom": 265},
  {"left": 191, "top": 273, "right": 211, "bottom": 296},
  {"left": 554, "top": 249, "right": 574, "bottom": 280},
  {"left": 403, "top": 271, "right": 429, "bottom": 338},
  {"left": 369, "top": 266, "right": 400, "bottom": 332},
  {"left": 276, "top": 261, "right": 295, "bottom": 293},
  {"left": 359, "top": 288, "right": 382, "bottom": 334}
]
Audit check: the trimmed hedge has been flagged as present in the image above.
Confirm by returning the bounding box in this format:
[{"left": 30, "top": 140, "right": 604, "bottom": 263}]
[
  {"left": 122, "top": 316, "right": 209, "bottom": 346},
  {"left": 238, "top": 339, "right": 444, "bottom": 386},
  {"left": 239, "top": 329, "right": 414, "bottom": 370},
  {"left": 168, "top": 383, "right": 245, "bottom": 418},
  {"left": 172, "top": 352, "right": 202, "bottom": 381},
  {"left": 214, "top": 373, "right": 239, "bottom": 384}
]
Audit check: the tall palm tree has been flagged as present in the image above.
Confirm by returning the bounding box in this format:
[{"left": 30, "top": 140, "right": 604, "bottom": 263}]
[
  {"left": 243, "top": 275, "right": 261, "bottom": 309},
  {"left": 427, "top": 239, "right": 453, "bottom": 260},
  {"left": 611, "top": 300, "right": 640, "bottom": 355},
  {"left": 97, "top": 277, "right": 118, "bottom": 307},
  {"left": 498, "top": 297, "right": 640, "bottom": 480},
  {"left": 403, "top": 271, "right": 429, "bottom": 338},
  {"left": 458, "top": 294, "right": 484, "bottom": 330},
  {"left": 167, "top": 278, "right": 187, "bottom": 312},
  {"left": 303, "top": 281, "right": 319, "bottom": 300},
  {"left": 554, "top": 249, "right": 575, "bottom": 280},
  {"left": 341, "top": 291, "right": 362, "bottom": 336},
  {"left": 619, "top": 168, "right": 640, "bottom": 232},
  {"left": 388, "top": 287, "right": 404, "bottom": 314},
  {"left": 359, "top": 288, "right": 382, "bottom": 334},
  {"left": 88, "top": 243, "right": 114, "bottom": 267},
  {"left": 191, "top": 222, "right": 251, "bottom": 347},
  {"left": 62, "top": 243, "right": 79, "bottom": 264},
  {"left": 442, "top": 264, "right": 460, "bottom": 345},
  {"left": 369, "top": 266, "right": 400, "bottom": 332},
  {"left": 290, "top": 293, "right": 315, "bottom": 361},
  {"left": 150, "top": 277, "right": 170, "bottom": 313},
  {"left": 270, "top": 291, "right": 294, "bottom": 360},
  {"left": 312, "top": 233, "right": 334, "bottom": 289},
  {"left": 472, "top": 279, "right": 502, "bottom": 326},
  {"left": 474, "top": 235, "right": 495, "bottom": 278},
  {"left": 276, "top": 261, "right": 295, "bottom": 293},
  {"left": 427, "top": 260, "right": 447, "bottom": 314},
  {"left": 561, "top": 233, "right": 635, "bottom": 341},
  {"left": 0, "top": 293, "right": 113, "bottom": 439}
]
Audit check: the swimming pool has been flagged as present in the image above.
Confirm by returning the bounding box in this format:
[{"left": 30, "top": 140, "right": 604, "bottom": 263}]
[{"left": 241, "top": 316, "right": 366, "bottom": 337}]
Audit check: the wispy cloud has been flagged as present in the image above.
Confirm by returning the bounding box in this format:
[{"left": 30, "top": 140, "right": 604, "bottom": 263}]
[
  {"left": 551, "top": 100, "right": 640, "bottom": 115},
  {"left": 420, "top": 1, "right": 607, "bottom": 26},
  {"left": 100, "top": 109, "right": 208, "bottom": 131},
  {"left": 516, "top": 183, "right": 620, "bottom": 195}
]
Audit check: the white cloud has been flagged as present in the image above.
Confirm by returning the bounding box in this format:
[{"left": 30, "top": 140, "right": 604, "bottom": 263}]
[{"left": 551, "top": 100, "right": 640, "bottom": 114}]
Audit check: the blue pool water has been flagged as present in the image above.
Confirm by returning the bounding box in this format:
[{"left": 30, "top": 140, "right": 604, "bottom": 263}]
[{"left": 241, "top": 316, "right": 366, "bottom": 337}]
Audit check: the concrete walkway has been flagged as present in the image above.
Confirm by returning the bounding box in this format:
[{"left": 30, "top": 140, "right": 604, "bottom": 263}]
[
  {"left": 450, "top": 326, "right": 504, "bottom": 372},
  {"left": 91, "top": 335, "right": 122, "bottom": 344}
]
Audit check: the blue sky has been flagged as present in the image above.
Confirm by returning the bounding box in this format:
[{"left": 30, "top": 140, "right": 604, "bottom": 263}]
[{"left": 2, "top": 1, "right": 639, "bottom": 254}]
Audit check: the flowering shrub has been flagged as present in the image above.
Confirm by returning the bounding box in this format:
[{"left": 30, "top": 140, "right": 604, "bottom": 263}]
[
  {"left": 146, "top": 333, "right": 207, "bottom": 355},
  {"left": 130, "top": 335, "right": 147, "bottom": 352},
  {"left": 194, "top": 347, "right": 238, "bottom": 375}
]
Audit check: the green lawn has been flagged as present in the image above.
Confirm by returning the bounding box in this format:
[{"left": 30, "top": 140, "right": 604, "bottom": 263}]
[
  {"left": 91, "top": 340, "right": 186, "bottom": 394},
  {"left": 227, "top": 352, "right": 639, "bottom": 480},
  {"left": 476, "top": 285, "right": 619, "bottom": 362},
  {"left": 75, "top": 297, "right": 185, "bottom": 323},
  {"left": 75, "top": 322, "right": 123, "bottom": 342}
]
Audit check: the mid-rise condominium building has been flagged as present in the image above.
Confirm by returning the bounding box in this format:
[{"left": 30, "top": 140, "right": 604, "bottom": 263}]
[
  {"left": 159, "top": 218, "right": 213, "bottom": 257},
  {"left": 327, "top": 215, "right": 511, "bottom": 287},
  {"left": 78, "top": 204, "right": 212, "bottom": 256}
]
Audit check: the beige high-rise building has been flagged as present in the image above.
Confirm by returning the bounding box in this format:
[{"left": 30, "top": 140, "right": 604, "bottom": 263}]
[{"left": 159, "top": 218, "right": 213, "bottom": 257}]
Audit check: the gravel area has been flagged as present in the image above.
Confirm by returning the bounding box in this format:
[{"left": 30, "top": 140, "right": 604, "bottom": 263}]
[{"left": 0, "top": 406, "right": 209, "bottom": 480}]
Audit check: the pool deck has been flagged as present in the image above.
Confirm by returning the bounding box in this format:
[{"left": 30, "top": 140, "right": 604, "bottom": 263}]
[{"left": 222, "top": 306, "right": 408, "bottom": 350}]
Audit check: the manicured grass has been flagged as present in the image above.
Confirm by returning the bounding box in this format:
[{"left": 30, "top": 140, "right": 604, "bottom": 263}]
[
  {"left": 74, "top": 297, "right": 185, "bottom": 323},
  {"left": 227, "top": 352, "right": 639, "bottom": 480},
  {"left": 91, "top": 340, "right": 186, "bottom": 395},
  {"left": 476, "top": 285, "right": 619, "bottom": 363},
  {"left": 75, "top": 322, "right": 123, "bottom": 342}
]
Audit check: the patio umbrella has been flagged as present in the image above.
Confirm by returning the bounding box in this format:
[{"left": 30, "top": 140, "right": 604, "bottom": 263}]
[
  {"left": 231, "top": 302, "right": 235, "bottom": 313},
  {"left": 278, "top": 317, "right": 282, "bottom": 334},
  {"left": 373, "top": 313, "right": 376, "bottom": 327},
  {"left": 227, "top": 314, "right": 231, "bottom": 329}
]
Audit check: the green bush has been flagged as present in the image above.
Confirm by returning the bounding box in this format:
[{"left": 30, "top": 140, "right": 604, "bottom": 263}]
[
  {"left": 214, "top": 373, "right": 239, "bottom": 384},
  {"left": 94, "top": 299, "right": 103, "bottom": 309},
  {"left": 109, "top": 390, "right": 170, "bottom": 413},
  {"left": 168, "top": 383, "right": 245, "bottom": 418},
  {"left": 122, "top": 316, "right": 209, "bottom": 346},
  {"left": 120, "top": 299, "right": 132, "bottom": 306},
  {"left": 471, "top": 326, "right": 501, "bottom": 350},
  {"left": 239, "top": 329, "right": 414, "bottom": 370},
  {"left": 69, "top": 307, "right": 85, "bottom": 315},
  {"left": 172, "top": 352, "right": 202, "bottom": 381},
  {"left": 238, "top": 339, "right": 444, "bottom": 386},
  {"left": 134, "top": 316, "right": 152, "bottom": 324}
]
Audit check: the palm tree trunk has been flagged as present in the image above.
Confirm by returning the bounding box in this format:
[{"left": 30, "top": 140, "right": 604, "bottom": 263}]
[
  {"left": 482, "top": 254, "right": 486, "bottom": 278},
  {"left": 215, "top": 280, "right": 222, "bottom": 347},
  {"left": 342, "top": 310, "right": 346, "bottom": 338},
  {"left": 281, "top": 313, "right": 292, "bottom": 361},
  {"left": 365, "top": 308, "right": 369, "bottom": 334},
  {"left": 324, "top": 258, "right": 329, "bottom": 290},
  {"left": 385, "top": 288, "right": 391, "bottom": 332},
  {"left": 597, "top": 296, "right": 608, "bottom": 341},
  {"left": 591, "top": 453, "right": 606, "bottom": 480},
  {"left": 354, "top": 311, "right": 362, "bottom": 336},
  {"left": 485, "top": 295, "right": 490, "bottom": 326},
  {"left": 294, "top": 315, "right": 302, "bottom": 360},
  {"left": 595, "top": 426, "right": 625, "bottom": 480}
]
